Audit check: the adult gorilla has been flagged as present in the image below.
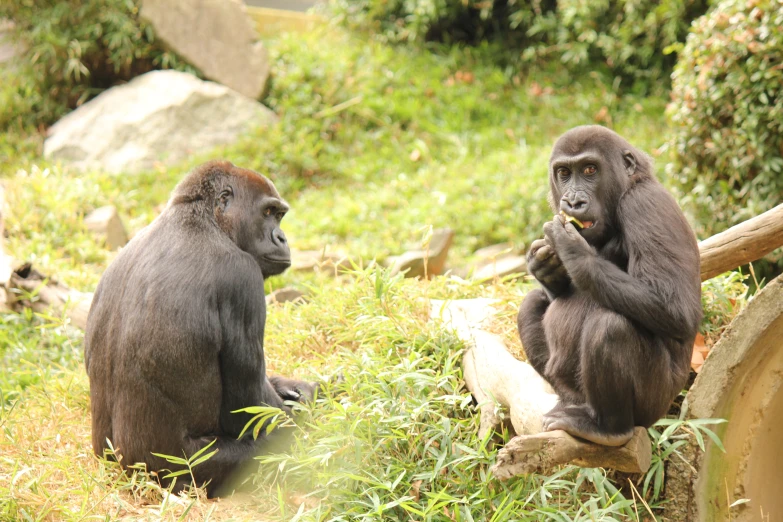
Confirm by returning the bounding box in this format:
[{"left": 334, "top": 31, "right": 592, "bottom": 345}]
[
  {"left": 85, "top": 160, "right": 316, "bottom": 496},
  {"left": 518, "top": 126, "right": 702, "bottom": 446}
]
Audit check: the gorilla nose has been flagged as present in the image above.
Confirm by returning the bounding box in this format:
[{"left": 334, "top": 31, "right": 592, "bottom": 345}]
[
  {"left": 561, "top": 193, "right": 588, "bottom": 213},
  {"left": 272, "top": 229, "right": 287, "bottom": 246}
]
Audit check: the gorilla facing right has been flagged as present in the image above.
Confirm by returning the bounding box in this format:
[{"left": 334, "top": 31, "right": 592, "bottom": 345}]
[{"left": 84, "top": 160, "right": 317, "bottom": 497}]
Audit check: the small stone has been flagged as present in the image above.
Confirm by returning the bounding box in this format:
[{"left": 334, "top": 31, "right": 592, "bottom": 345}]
[
  {"left": 473, "top": 242, "right": 518, "bottom": 262},
  {"left": 291, "top": 250, "right": 352, "bottom": 276},
  {"left": 472, "top": 255, "right": 527, "bottom": 282},
  {"left": 266, "top": 287, "right": 305, "bottom": 305},
  {"left": 84, "top": 206, "right": 128, "bottom": 250},
  {"left": 389, "top": 228, "right": 454, "bottom": 279}
]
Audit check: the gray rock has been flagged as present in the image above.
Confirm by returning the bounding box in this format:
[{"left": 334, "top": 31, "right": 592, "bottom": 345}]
[
  {"left": 142, "top": 0, "right": 270, "bottom": 99},
  {"left": 665, "top": 274, "right": 783, "bottom": 522},
  {"left": 472, "top": 255, "right": 527, "bottom": 282},
  {"left": 291, "top": 250, "right": 352, "bottom": 276},
  {"left": 388, "top": 228, "right": 454, "bottom": 279},
  {"left": 84, "top": 206, "right": 128, "bottom": 250},
  {"left": 473, "top": 242, "right": 518, "bottom": 262},
  {"left": 44, "top": 70, "right": 276, "bottom": 173},
  {"left": 266, "top": 287, "right": 305, "bottom": 305}
]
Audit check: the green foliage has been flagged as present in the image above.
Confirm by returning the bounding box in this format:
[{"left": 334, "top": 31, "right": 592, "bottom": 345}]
[
  {"left": 0, "top": 0, "right": 195, "bottom": 129},
  {"left": 700, "top": 271, "right": 749, "bottom": 339},
  {"left": 250, "top": 267, "right": 652, "bottom": 520},
  {"left": 329, "top": 0, "right": 553, "bottom": 45},
  {"left": 644, "top": 416, "right": 726, "bottom": 502},
  {"left": 527, "top": 0, "right": 709, "bottom": 91},
  {"left": 330, "top": 0, "right": 707, "bottom": 90},
  {"left": 667, "top": 0, "right": 783, "bottom": 238}
]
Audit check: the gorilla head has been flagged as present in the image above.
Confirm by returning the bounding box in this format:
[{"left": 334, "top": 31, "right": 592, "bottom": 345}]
[
  {"left": 170, "top": 161, "right": 291, "bottom": 278},
  {"left": 548, "top": 126, "right": 654, "bottom": 248}
]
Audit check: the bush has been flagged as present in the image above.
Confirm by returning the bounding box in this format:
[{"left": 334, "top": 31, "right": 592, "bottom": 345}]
[
  {"left": 667, "top": 0, "right": 783, "bottom": 237},
  {"left": 527, "top": 0, "right": 709, "bottom": 91},
  {"left": 0, "top": 0, "right": 195, "bottom": 128},
  {"left": 329, "top": 0, "right": 554, "bottom": 45},
  {"left": 330, "top": 0, "right": 707, "bottom": 90}
]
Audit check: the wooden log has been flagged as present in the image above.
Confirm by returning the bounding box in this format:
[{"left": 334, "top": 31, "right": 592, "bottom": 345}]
[
  {"left": 491, "top": 427, "right": 652, "bottom": 480},
  {"left": 699, "top": 203, "right": 783, "bottom": 281},
  {"left": 7, "top": 264, "right": 93, "bottom": 329}
]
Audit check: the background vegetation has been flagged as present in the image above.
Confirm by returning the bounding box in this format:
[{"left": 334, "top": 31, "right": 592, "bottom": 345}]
[{"left": 1, "top": 0, "right": 778, "bottom": 519}]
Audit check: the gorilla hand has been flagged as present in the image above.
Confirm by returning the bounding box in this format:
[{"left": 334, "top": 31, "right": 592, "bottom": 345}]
[
  {"left": 526, "top": 237, "right": 571, "bottom": 297},
  {"left": 543, "top": 214, "right": 595, "bottom": 266},
  {"left": 268, "top": 376, "right": 319, "bottom": 404}
]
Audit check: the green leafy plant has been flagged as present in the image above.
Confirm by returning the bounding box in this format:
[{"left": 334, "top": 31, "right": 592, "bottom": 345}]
[
  {"left": 644, "top": 416, "right": 726, "bottom": 501},
  {"left": 667, "top": 0, "right": 783, "bottom": 239},
  {"left": 0, "top": 0, "right": 195, "bottom": 129}
]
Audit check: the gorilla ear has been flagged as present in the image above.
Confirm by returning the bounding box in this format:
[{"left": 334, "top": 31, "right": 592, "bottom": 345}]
[
  {"left": 622, "top": 150, "right": 637, "bottom": 176},
  {"left": 216, "top": 187, "right": 233, "bottom": 212}
]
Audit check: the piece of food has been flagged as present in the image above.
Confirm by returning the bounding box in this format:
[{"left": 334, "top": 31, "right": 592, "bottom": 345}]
[{"left": 559, "top": 210, "right": 586, "bottom": 229}]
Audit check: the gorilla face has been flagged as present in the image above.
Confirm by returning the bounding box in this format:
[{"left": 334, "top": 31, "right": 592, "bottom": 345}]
[
  {"left": 548, "top": 126, "right": 641, "bottom": 248},
  {"left": 214, "top": 168, "right": 291, "bottom": 279}
]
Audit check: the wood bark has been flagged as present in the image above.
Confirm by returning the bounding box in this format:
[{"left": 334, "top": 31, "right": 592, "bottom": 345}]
[
  {"left": 699, "top": 203, "right": 783, "bottom": 281},
  {"left": 491, "top": 427, "right": 652, "bottom": 479},
  {"left": 0, "top": 183, "right": 92, "bottom": 328}
]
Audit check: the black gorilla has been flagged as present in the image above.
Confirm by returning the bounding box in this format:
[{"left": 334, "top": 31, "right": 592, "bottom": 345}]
[
  {"left": 518, "top": 126, "right": 702, "bottom": 446},
  {"left": 84, "top": 160, "right": 316, "bottom": 496}
]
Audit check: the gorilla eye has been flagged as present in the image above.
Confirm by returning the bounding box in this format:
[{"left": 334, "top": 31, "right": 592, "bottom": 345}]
[
  {"left": 263, "top": 208, "right": 273, "bottom": 217},
  {"left": 584, "top": 165, "right": 597, "bottom": 176},
  {"left": 556, "top": 167, "right": 570, "bottom": 178},
  {"left": 275, "top": 211, "right": 285, "bottom": 220}
]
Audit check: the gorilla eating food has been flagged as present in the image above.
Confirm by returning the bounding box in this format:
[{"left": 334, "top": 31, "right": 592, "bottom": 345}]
[
  {"left": 517, "top": 126, "right": 702, "bottom": 447},
  {"left": 84, "top": 160, "right": 317, "bottom": 496}
]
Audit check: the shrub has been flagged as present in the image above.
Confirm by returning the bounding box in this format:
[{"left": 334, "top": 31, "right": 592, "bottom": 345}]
[
  {"left": 330, "top": 0, "right": 707, "bottom": 90},
  {"left": 667, "top": 0, "right": 783, "bottom": 237},
  {"left": 329, "top": 0, "right": 554, "bottom": 45},
  {"left": 0, "top": 0, "right": 195, "bottom": 128},
  {"left": 527, "top": 0, "right": 709, "bottom": 91}
]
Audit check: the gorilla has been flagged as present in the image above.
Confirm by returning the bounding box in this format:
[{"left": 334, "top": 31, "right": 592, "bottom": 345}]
[
  {"left": 84, "top": 160, "right": 317, "bottom": 496},
  {"left": 518, "top": 126, "right": 702, "bottom": 446}
]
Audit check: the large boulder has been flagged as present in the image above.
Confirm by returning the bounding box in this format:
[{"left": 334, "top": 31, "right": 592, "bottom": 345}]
[
  {"left": 43, "top": 70, "right": 276, "bottom": 173},
  {"left": 141, "top": 0, "right": 270, "bottom": 99}
]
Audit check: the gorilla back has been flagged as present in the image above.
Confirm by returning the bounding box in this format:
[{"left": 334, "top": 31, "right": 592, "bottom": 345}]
[{"left": 84, "top": 160, "right": 314, "bottom": 496}]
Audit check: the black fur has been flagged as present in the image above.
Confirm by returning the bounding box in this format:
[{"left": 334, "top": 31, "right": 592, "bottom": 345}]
[
  {"left": 518, "top": 126, "right": 702, "bottom": 446},
  {"left": 84, "top": 160, "right": 316, "bottom": 496}
]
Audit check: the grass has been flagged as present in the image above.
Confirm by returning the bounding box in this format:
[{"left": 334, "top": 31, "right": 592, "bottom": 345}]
[{"left": 0, "top": 22, "right": 747, "bottom": 522}]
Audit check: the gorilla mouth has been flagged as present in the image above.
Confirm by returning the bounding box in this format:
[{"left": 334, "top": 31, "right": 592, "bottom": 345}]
[
  {"left": 560, "top": 211, "right": 596, "bottom": 230},
  {"left": 263, "top": 256, "right": 291, "bottom": 264}
]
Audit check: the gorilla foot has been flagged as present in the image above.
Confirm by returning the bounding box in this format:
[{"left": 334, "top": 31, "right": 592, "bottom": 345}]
[{"left": 542, "top": 403, "right": 633, "bottom": 447}]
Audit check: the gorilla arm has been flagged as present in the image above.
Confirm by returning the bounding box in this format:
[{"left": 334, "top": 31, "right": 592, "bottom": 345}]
[
  {"left": 545, "top": 183, "right": 701, "bottom": 340},
  {"left": 216, "top": 258, "right": 288, "bottom": 438}
]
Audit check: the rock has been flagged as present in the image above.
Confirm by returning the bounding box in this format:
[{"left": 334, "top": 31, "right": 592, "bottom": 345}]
[
  {"left": 666, "top": 274, "right": 783, "bottom": 522},
  {"left": 291, "top": 250, "right": 352, "bottom": 276},
  {"left": 266, "top": 287, "right": 305, "bottom": 305},
  {"left": 388, "top": 228, "right": 454, "bottom": 279},
  {"left": 472, "top": 255, "right": 527, "bottom": 282},
  {"left": 141, "top": 0, "right": 270, "bottom": 99},
  {"left": 472, "top": 242, "right": 517, "bottom": 262},
  {"left": 84, "top": 206, "right": 128, "bottom": 250},
  {"left": 44, "top": 70, "right": 276, "bottom": 173}
]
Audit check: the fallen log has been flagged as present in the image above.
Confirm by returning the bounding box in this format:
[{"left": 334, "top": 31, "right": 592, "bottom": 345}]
[
  {"left": 0, "top": 183, "right": 92, "bottom": 328},
  {"left": 699, "top": 203, "right": 783, "bottom": 281},
  {"left": 491, "top": 427, "right": 652, "bottom": 479}
]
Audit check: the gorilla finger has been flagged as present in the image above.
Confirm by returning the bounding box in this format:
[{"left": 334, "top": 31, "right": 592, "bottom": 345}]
[
  {"left": 277, "top": 387, "right": 302, "bottom": 401},
  {"left": 534, "top": 244, "right": 554, "bottom": 262}
]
